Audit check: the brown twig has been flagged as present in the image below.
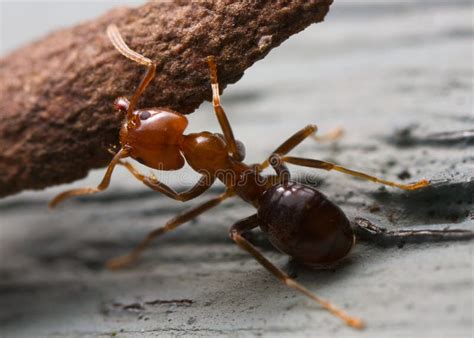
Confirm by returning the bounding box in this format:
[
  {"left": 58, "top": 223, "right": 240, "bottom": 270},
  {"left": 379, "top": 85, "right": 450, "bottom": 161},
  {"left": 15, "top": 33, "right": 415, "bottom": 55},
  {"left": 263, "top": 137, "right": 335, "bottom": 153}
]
[{"left": 0, "top": 0, "right": 333, "bottom": 198}]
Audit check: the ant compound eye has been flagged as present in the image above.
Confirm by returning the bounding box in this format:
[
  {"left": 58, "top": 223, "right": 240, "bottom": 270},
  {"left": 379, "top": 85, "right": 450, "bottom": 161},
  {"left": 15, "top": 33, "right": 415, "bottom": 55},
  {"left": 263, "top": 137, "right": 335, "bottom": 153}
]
[{"left": 139, "top": 111, "right": 152, "bottom": 120}]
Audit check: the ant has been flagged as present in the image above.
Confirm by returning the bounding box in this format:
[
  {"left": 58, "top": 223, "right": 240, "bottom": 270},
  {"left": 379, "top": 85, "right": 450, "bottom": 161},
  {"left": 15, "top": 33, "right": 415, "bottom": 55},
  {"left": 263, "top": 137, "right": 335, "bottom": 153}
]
[{"left": 49, "top": 24, "right": 431, "bottom": 329}]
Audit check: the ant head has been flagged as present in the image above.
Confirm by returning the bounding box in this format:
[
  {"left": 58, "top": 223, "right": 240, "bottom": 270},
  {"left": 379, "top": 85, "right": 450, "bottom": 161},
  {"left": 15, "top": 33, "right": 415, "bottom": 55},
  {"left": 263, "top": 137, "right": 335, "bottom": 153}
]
[{"left": 120, "top": 108, "right": 189, "bottom": 170}]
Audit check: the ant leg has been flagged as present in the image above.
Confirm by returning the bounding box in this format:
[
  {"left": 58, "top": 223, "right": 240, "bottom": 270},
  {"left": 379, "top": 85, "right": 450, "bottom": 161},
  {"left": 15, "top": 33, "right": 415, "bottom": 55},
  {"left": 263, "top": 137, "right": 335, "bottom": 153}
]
[
  {"left": 312, "top": 127, "right": 344, "bottom": 142},
  {"left": 49, "top": 148, "right": 129, "bottom": 208},
  {"left": 107, "top": 24, "right": 157, "bottom": 118},
  {"left": 282, "top": 156, "right": 430, "bottom": 191},
  {"left": 258, "top": 124, "right": 318, "bottom": 171},
  {"left": 258, "top": 125, "right": 344, "bottom": 171},
  {"left": 229, "top": 214, "right": 364, "bottom": 329},
  {"left": 107, "top": 189, "right": 234, "bottom": 270},
  {"left": 118, "top": 160, "right": 215, "bottom": 202},
  {"left": 268, "top": 154, "right": 291, "bottom": 184},
  {"left": 206, "top": 56, "right": 242, "bottom": 161},
  {"left": 354, "top": 217, "right": 474, "bottom": 247}
]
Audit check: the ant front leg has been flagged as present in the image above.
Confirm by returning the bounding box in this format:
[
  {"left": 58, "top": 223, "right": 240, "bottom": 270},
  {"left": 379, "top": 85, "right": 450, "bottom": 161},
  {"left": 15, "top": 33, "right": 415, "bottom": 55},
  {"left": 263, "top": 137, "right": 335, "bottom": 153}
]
[
  {"left": 229, "top": 214, "right": 364, "bottom": 329},
  {"left": 107, "top": 189, "right": 234, "bottom": 270},
  {"left": 118, "top": 161, "right": 215, "bottom": 202},
  {"left": 281, "top": 156, "right": 430, "bottom": 191},
  {"left": 206, "top": 56, "right": 243, "bottom": 161},
  {"left": 49, "top": 148, "right": 129, "bottom": 208}
]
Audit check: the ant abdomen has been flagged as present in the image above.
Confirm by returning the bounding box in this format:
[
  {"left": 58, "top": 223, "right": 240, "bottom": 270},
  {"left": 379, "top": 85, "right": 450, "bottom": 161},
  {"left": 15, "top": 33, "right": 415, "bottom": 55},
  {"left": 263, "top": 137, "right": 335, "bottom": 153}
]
[{"left": 257, "top": 182, "right": 355, "bottom": 266}]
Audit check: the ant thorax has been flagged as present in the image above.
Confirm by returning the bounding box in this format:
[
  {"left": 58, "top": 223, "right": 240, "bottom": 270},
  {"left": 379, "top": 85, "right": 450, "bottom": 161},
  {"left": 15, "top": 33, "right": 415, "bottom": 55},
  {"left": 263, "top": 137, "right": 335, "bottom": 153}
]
[{"left": 181, "top": 131, "right": 232, "bottom": 175}]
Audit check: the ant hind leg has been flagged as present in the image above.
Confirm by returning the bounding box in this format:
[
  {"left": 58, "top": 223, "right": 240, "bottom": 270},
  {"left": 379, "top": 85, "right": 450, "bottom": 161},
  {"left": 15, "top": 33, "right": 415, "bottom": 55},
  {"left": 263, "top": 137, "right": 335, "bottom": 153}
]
[
  {"left": 229, "top": 214, "right": 364, "bottom": 329},
  {"left": 107, "top": 189, "right": 234, "bottom": 270},
  {"left": 354, "top": 217, "right": 474, "bottom": 246}
]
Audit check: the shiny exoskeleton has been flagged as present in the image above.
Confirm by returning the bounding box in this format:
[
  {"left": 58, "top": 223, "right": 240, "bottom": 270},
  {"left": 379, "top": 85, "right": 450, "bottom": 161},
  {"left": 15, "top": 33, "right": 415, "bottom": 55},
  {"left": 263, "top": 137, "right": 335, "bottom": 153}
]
[
  {"left": 50, "top": 24, "right": 430, "bottom": 330},
  {"left": 258, "top": 182, "right": 354, "bottom": 266}
]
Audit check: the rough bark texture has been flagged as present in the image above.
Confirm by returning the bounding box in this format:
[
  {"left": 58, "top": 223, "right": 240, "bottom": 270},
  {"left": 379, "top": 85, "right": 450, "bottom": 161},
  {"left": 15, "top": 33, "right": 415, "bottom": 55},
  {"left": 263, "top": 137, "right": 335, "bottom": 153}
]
[{"left": 0, "top": 0, "right": 332, "bottom": 198}]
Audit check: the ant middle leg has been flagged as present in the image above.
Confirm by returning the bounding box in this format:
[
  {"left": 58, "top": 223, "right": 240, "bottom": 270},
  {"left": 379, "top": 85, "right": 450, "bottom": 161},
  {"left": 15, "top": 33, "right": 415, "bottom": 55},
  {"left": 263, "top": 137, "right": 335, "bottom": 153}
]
[
  {"left": 107, "top": 189, "right": 235, "bottom": 270},
  {"left": 229, "top": 214, "right": 364, "bottom": 329},
  {"left": 281, "top": 156, "right": 429, "bottom": 190},
  {"left": 49, "top": 148, "right": 129, "bottom": 208},
  {"left": 118, "top": 160, "right": 215, "bottom": 202},
  {"left": 206, "top": 56, "right": 242, "bottom": 161}
]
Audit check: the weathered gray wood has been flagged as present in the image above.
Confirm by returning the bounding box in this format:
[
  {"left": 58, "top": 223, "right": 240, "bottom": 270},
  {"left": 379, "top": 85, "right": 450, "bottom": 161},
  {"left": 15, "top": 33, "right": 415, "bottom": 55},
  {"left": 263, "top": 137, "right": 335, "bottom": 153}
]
[{"left": 0, "top": 1, "right": 472, "bottom": 337}]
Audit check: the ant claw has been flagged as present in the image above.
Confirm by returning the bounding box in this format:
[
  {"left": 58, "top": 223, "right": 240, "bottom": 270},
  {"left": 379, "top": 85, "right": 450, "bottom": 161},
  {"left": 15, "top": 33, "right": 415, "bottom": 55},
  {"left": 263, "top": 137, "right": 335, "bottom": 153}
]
[{"left": 408, "top": 179, "right": 430, "bottom": 189}]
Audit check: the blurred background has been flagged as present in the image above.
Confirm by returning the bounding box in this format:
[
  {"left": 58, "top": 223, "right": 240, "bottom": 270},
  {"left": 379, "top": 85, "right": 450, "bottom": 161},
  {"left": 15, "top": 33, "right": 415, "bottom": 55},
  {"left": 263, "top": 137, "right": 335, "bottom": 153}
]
[{"left": 1, "top": 1, "right": 473, "bottom": 337}]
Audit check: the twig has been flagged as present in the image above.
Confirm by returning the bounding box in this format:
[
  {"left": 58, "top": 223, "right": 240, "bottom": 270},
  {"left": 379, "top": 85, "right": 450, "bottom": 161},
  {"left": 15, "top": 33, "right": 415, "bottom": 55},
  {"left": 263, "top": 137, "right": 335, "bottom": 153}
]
[{"left": 0, "top": 0, "right": 333, "bottom": 198}]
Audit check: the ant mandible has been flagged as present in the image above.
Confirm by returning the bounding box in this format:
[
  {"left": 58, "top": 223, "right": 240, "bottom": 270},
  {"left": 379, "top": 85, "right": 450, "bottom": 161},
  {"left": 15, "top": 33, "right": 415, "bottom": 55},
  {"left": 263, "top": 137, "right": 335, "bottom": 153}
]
[{"left": 50, "top": 24, "right": 430, "bottom": 329}]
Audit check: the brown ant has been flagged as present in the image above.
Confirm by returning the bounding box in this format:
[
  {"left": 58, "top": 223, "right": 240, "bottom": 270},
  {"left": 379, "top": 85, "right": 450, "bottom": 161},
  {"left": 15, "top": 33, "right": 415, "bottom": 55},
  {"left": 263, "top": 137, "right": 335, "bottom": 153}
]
[{"left": 49, "top": 24, "right": 431, "bottom": 329}]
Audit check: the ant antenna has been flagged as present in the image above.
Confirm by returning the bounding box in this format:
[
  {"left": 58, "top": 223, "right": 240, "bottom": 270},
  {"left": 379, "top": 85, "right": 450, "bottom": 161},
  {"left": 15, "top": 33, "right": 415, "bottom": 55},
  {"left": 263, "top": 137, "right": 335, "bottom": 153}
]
[
  {"left": 107, "top": 24, "right": 153, "bottom": 66},
  {"left": 106, "top": 24, "right": 157, "bottom": 118}
]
